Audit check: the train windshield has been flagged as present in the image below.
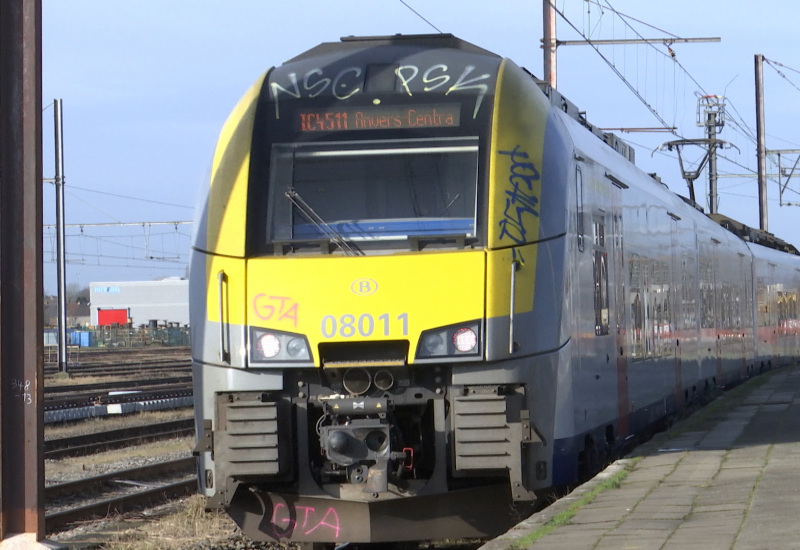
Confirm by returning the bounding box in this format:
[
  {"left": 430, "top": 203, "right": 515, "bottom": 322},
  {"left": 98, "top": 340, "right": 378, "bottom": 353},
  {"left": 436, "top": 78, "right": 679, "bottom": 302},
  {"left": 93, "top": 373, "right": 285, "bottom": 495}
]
[{"left": 267, "top": 137, "right": 479, "bottom": 248}]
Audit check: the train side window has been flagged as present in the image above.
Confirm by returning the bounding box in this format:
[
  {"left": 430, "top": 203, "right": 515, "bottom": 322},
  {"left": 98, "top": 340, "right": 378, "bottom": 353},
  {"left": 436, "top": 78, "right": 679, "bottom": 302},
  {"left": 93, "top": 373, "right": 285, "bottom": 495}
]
[
  {"left": 576, "top": 166, "right": 584, "bottom": 252},
  {"left": 699, "top": 243, "right": 715, "bottom": 330},
  {"left": 593, "top": 215, "right": 609, "bottom": 336},
  {"left": 756, "top": 276, "right": 768, "bottom": 327},
  {"left": 629, "top": 254, "right": 644, "bottom": 358}
]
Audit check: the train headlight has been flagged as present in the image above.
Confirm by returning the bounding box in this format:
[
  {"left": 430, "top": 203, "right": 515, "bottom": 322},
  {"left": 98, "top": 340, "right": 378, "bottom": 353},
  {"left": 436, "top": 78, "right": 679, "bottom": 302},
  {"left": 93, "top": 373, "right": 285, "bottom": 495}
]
[
  {"left": 286, "top": 337, "right": 307, "bottom": 358},
  {"left": 452, "top": 327, "right": 478, "bottom": 353},
  {"left": 422, "top": 333, "right": 445, "bottom": 355},
  {"left": 256, "top": 333, "right": 281, "bottom": 359},
  {"left": 415, "top": 320, "right": 482, "bottom": 360},
  {"left": 249, "top": 327, "right": 311, "bottom": 364}
]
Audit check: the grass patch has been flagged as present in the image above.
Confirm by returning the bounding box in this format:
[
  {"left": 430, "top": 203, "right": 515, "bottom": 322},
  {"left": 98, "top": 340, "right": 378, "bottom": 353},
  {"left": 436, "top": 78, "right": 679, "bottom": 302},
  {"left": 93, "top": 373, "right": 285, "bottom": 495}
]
[
  {"left": 509, "top": 457, "right": 642, "bottom": 548},
  {"left": 98, "top": 495, "right": 236, "bottom": 550}
]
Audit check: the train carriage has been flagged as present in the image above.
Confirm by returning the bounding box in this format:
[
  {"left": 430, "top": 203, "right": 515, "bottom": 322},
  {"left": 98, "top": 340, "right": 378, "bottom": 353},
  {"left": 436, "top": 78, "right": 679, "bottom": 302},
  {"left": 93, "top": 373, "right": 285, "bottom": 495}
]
[{"left": 190, "top": 34, "right": 800, "bottom": 547}]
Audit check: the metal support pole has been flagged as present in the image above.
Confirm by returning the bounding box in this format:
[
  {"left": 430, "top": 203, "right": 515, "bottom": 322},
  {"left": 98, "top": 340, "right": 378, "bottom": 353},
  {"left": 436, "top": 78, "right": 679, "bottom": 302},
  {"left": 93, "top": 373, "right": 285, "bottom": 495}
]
[
  {"left": 54, "top": 99, "right": 68, "bottom": 373},
  {"left": 755, "top": 54, "right": 768, "bottom": 231},
  {"left": 707, "top": 113, "right": 718, "bottom": 214},
  {"left": 0, "top": 0, "right": 45, "bottom": 542},
  {"left": 542, "top": 0, "right": 557, "bottom": 88}
]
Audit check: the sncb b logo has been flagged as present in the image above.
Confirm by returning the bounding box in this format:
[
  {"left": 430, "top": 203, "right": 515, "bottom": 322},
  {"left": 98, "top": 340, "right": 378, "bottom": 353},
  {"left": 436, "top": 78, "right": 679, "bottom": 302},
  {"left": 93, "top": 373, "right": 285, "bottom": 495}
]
[{"left": 351, "top": 278, "right": 378, "bottom": 295}]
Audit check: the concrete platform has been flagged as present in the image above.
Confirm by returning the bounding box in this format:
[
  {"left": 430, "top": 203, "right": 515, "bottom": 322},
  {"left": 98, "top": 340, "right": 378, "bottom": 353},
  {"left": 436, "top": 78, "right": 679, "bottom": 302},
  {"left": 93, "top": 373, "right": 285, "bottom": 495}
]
[{"left": 481, "top": 363, "right": 800, "bottom": 550}]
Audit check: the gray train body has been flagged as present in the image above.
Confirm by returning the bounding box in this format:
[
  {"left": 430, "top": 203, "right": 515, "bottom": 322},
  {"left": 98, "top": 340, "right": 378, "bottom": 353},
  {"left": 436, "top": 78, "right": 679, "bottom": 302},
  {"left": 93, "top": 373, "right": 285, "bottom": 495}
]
[{"left": 190, "top": 34, "right": 800, "bottom": 546}]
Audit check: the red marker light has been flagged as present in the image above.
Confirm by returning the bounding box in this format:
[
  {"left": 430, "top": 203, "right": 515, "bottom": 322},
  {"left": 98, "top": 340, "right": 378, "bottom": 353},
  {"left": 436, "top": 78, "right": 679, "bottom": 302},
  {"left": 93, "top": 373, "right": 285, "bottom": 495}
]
[{"left": 452, "top": 327, "right": 478, "bottom": 352}]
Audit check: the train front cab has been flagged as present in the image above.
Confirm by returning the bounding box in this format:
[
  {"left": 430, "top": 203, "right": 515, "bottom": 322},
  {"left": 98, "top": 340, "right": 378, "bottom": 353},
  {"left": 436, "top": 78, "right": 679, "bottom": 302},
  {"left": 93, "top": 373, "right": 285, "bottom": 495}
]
[{"left": 191, "top": 36, "right": 577, "bottom": 546}]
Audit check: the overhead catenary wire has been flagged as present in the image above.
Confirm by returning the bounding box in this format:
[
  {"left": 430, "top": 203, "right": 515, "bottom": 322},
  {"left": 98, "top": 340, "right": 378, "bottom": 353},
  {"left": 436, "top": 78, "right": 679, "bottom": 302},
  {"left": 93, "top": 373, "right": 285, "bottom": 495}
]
[
  {"left": 764, "top": 57, "right": 800, "bottom": 95},
  {"left": 571, "top": 3, "right": 800, "bottom": 207},
  {"left": 588, "top": 0, "right": 711, "bottom": 97},
  {"left": 585, "top": 0, "right": 680, "bottom": 39},
  {"left": 546, "top": 0, "right": 720, "bottom": 138},
  {"left": 397, "top": 0, "right": 443, "bottom": 34},
  {"left": 43, "top": 228, "right": 191, "bottom": 269},
  {"left": 45, "top": 182, "right": 194, "bottom": 210},
  {"left": 552, "top": 1, "right": 692, "bottom": 136}
]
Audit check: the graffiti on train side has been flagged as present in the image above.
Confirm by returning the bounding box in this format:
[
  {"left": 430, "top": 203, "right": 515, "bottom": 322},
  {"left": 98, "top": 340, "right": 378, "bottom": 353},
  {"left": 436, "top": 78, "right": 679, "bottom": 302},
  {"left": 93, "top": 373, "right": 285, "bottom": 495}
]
[{"left": 497, "top": 144, "right": 540, "bottom": 247}]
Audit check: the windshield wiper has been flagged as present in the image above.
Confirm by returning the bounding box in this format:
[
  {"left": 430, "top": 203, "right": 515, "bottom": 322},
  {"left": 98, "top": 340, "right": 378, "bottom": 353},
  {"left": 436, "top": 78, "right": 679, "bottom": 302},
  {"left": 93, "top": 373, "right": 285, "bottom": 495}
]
[{"left": 284, "top": 188, "right": 363, "bottom": 256}]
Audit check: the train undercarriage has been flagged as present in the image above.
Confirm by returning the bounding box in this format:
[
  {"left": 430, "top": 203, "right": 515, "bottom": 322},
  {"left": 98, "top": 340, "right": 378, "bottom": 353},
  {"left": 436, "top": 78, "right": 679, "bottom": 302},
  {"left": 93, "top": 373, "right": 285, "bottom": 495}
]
[{"left": 199, "top": 364, "right": 542, "bottom": 544}]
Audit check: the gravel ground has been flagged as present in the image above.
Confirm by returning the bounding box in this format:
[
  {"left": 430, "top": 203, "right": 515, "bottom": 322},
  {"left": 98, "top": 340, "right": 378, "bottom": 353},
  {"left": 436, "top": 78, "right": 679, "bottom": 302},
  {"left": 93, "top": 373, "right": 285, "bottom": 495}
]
[
  {"left": 41, "top": 395, "right": 282, "bottom": 549},
  {"left": 48, "top": 496, "right": 284, "bottom": 550},
  {"left": 45, "top": 414, "right": 194, "bottom": 486},
  {"left": 43, "top": 410, "right": 483, "bottom": 549}
]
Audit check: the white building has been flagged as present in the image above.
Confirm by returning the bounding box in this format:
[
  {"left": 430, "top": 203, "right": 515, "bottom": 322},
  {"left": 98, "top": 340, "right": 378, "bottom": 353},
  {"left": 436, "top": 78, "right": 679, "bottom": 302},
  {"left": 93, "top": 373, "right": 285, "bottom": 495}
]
[{"left": 89, "top": 278, "right": 189, "bottom": 327}]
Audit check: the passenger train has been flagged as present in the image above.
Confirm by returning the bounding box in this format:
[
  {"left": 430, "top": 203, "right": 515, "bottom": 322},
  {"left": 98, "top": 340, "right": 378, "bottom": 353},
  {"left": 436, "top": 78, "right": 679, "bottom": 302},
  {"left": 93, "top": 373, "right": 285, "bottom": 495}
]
[{"left": 190, "top": 34, "right": 800, "bottom": 547}]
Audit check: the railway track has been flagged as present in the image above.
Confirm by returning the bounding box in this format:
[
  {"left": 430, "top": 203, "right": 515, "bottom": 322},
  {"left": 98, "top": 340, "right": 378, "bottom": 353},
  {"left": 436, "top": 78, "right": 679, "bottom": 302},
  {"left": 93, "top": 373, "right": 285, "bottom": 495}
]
[
  {"left": 38, "top": 349, "right": 201, "bottom": 543},
  {"left": 45, "top": 418, "right": 195, "bottom": 459},
  {"left": 45, "top": 360, "right": 191, "bottom": 378},
  {"left": 45, "top": 457, "right": 197, "bottom": 534},
  {"left": 44, "top": 346, "right": 191, "bottom": 376},
  {"left": 45, "top": 383, "right": 194, "bottom": 410},
  {"left": 45, "top": 375, "right": 193, "bottom": 396},
  {"left": 44, "top": 372, "right": 194, "bottom": 424}
]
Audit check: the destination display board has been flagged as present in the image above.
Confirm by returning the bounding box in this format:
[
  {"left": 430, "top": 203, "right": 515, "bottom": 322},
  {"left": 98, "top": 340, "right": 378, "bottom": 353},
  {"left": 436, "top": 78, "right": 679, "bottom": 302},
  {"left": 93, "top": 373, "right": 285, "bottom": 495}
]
[{"left": 296, "top": 103, "right": 461, "bottom": 133}]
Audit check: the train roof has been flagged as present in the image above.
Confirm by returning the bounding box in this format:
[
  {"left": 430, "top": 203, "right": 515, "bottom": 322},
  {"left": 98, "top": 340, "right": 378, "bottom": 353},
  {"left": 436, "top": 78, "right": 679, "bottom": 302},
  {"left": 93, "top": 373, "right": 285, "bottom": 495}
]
[
  {"left": 283, "top": 33, "right": 501, "bottom": 64},
  {"left": 709, "top": 214, "right": 800, "bottom": 256}
]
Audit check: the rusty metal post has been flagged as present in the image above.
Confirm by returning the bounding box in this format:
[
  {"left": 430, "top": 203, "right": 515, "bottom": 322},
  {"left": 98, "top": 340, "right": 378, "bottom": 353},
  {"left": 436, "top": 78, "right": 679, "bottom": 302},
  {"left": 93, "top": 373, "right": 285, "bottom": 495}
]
[{"left": 0, "top": 0, "right": 45, "bottom": 542}]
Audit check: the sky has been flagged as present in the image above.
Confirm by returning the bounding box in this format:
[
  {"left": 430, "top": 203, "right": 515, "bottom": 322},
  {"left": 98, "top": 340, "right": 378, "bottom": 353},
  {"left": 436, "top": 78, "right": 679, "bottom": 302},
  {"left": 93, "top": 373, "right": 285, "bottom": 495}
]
[{"left": 41, "top": 1, "right": 800, "bottom": 295}]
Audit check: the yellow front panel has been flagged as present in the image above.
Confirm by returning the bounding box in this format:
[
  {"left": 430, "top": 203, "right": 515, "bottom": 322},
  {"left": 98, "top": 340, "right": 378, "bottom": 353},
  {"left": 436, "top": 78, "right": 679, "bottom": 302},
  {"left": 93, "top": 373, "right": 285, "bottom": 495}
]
[
  {"left": 487, "top": 60, "right": 549, "bottom": 251},
  {"left": 485, "top": 60, "right": 550, "bottom": 320},
  {"left": 247, "top": 250, "right": 486, "bottom": 364},
  {"left": 204, "top": 74, "right": 266, "bottom": 258},
  {"left": 205, "top": 255, "right": 247, "bottom": 325}
]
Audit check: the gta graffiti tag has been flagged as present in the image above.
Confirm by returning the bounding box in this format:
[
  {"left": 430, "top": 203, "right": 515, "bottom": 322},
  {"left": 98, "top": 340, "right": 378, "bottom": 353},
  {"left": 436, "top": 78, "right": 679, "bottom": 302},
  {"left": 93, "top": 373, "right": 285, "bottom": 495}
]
[
  {"left": 268, "top": 503, "right": 341, "bottom": 539},
  {"left": 253, "top": 295, "right": 299, "bottom": 327}
]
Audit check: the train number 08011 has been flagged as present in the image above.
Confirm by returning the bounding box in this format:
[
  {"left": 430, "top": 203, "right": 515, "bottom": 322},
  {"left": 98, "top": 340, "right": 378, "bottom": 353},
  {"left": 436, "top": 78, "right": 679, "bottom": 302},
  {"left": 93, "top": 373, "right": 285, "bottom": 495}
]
[{"left": 321, "top": 313, "right": 408, "bottom": 338}]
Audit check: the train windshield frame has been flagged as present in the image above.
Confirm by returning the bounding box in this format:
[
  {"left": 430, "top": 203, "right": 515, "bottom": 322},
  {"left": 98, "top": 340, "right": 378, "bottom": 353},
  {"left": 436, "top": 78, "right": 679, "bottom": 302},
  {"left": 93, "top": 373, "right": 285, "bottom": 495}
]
[{"left": 265, "top": 137, "right": 480, "bottom": 251}]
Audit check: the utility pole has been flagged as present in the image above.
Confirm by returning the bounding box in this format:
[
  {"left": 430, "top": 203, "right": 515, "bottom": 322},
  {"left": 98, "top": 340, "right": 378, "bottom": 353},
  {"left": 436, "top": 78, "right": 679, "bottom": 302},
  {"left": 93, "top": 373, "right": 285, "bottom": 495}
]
[
  {"left": 54, "top": 99, "right": 68, "bottom": 374},
  {"left": 543, "top": 0, "right": 557, "bottom": 88},
  {"left": 755, "top": 54, "right": 768, "bottom": 231},
  {"left": 698, "top": 95, "right": 726, "bottom": 214},
  {"left": 657, "top": 93, "right": 735, "bottom": 208},
  {"left": 708, "top": 119, "right": 719, "bottom": 213}
]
